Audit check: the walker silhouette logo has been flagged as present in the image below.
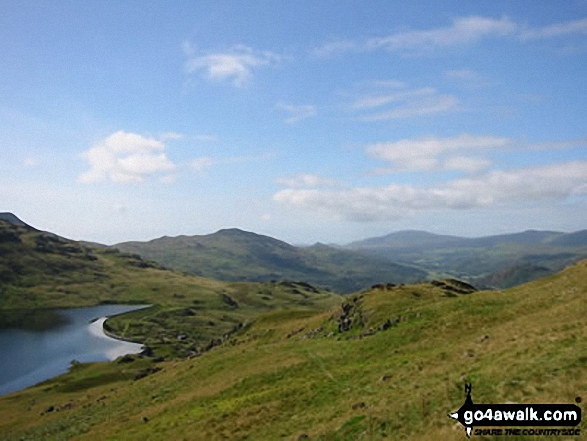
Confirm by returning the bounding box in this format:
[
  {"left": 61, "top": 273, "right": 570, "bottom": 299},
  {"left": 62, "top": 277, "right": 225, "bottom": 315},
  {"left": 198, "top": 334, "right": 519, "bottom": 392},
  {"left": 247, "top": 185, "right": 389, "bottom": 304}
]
[{"left": 448, "top": 384, "right": 582, "bottom": 438}]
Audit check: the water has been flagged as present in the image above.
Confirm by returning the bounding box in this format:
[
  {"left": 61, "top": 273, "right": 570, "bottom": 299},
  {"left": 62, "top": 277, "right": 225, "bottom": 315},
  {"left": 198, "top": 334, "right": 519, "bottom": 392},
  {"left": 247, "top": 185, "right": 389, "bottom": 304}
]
[{"left": 0, "top": 304, "right": 149, "bottom": 396}]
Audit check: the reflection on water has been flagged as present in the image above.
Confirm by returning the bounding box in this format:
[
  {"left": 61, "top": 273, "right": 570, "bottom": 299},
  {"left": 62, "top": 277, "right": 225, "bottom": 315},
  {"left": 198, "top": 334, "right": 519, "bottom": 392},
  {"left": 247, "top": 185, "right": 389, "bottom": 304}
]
[{"left": 0, "top": 304, "right": 149, "bottom": 396}]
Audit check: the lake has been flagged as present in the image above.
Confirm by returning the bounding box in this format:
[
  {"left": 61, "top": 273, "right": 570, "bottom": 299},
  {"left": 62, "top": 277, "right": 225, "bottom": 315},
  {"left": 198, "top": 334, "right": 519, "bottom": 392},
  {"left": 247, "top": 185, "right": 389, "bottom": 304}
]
[{"left": 0, "top": 304, "right": 148, "bottom": 396}]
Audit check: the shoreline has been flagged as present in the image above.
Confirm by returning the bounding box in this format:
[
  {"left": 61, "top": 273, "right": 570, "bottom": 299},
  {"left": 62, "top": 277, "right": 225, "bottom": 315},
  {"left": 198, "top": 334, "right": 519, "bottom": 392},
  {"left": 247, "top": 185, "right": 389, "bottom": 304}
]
[{"left": 94, "top": 304, "right": 153, "bottom": 346}]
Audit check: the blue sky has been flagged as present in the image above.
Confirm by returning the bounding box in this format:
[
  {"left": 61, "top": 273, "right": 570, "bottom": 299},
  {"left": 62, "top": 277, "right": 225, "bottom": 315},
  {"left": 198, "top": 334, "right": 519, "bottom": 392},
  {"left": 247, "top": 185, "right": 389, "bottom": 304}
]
[{"left": 1, "top": 1, "right": 586, "bottom": 244}]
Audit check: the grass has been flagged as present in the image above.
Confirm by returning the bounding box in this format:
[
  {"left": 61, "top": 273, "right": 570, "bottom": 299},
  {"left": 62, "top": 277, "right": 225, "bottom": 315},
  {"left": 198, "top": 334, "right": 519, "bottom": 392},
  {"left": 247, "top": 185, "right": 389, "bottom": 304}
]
[{"left": 1, "top": 258, "right": 585, "bottom": 440}]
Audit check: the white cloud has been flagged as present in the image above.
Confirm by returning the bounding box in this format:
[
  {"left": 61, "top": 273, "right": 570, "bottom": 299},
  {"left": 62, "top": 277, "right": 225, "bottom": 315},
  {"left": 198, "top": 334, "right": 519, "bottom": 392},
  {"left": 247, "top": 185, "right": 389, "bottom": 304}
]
[
  {"left": 275, "top": 103, "right": 317, "bottom": 124},
  {"left": 276, "top": 174, "right": 339, "bottom": 188},
  {"left": 79, "top": 131, "right": 176, "bottom": 184},
  {"left": 313, "top": 16, "right": 517, "bottom": 56},
  {"left": 273, "top": 161, "right": 587, "bottom": 222},
  {"left": 366, "top": 134, "right": 510, "bottom": 172},
  {"left": 357, "top": 92, "right": 459, "bottom": 120},
  {"left": 520, "top": 17, "right": 587, "bottom": 40},
  {"left": 184, "top": 44, "right": 282, "bottom": 87}
]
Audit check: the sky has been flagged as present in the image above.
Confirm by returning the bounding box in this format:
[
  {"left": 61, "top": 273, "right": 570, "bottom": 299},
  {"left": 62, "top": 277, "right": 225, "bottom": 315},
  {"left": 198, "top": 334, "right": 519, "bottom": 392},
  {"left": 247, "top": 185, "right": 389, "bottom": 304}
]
[{"left": 1, "top": 1, "right": 586, "bottom": 245}]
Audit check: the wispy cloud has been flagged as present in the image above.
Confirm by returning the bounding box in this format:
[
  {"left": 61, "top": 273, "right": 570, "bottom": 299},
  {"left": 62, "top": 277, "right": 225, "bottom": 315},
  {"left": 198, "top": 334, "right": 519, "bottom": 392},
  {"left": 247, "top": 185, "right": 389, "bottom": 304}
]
[
  {"left": 190, "top": 156, "right": 215, "bottom": 173},
  {"left": 520, "top": 17, "right": 587, "bottom": 40},
  {"left": 184, "top": 44, "right": 283, "bottom": 87},
  {"left": 353, "top": 86, "right": 459, "bottom": 121},
  {"left": 79, "top": 131, "right": 176, "bottom": 184},
  {"left": 275, "top": 103, "right": 317, "bottom": 124},
  {"left": 23, "top": 156, "right": 40, "bottom": 167},
  {"left": 190, "top": 152, "right": 275, "bottom": 174},
  {"left": 274, "top": 161, "right": 587, "bottom": 222},
  {"left": 351, "top": 87, "right": 435, "bottom": 109},
  {"left": 276, "top": 174, "right": 339, "bottom": 188},
  {"left": 313, "top": 16, "right": 587, "bottom": 57},
  {"left": 445, "top": 69, "right": 491, "bottom": 88},
  {"left": 314, "top": 16, "right": 517, "bottom": 57},
  {"left": 367, "top": 16, "right": 517, "bottom": 53}
]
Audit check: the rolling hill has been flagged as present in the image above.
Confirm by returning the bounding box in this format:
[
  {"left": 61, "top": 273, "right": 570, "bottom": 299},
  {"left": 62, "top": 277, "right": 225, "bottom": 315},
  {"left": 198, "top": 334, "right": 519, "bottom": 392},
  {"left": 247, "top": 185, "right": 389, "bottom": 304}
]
[
  {"left": 1, "top": 254, "right": 585, "bottom": 440},
  {"left": 115, "top": 229, "right": 428, "bottom": 293}
]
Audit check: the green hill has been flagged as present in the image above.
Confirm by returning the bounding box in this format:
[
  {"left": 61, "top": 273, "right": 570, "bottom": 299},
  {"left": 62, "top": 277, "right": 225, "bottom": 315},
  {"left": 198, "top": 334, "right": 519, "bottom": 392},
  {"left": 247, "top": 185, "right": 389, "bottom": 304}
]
[
  {"left": 1, "top": 255, "right": 585, "bottom": 440},
  {"left": 115, "top": 229, "right": 427, "bottom": 293}
]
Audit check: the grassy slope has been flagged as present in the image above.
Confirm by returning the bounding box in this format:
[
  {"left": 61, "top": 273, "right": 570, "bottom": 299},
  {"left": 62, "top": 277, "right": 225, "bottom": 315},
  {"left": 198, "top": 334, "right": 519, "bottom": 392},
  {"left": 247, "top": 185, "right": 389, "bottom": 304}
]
[
  {"left": 115, "top": 229, "right": 428, "bottom": 293},
  {"left": 1, "top": 260, "right": 585, "bottom": 440}
]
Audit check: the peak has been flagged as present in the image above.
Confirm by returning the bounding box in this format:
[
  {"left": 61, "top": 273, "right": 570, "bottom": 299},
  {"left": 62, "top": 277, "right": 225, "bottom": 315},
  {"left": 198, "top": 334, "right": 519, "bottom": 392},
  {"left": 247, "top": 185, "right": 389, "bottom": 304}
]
[
  {"left": 214, "top": 228, "right": 253, "bottom": 236},
  {"left": 0, "top": 212, "right": 30, "bottom": 228}
]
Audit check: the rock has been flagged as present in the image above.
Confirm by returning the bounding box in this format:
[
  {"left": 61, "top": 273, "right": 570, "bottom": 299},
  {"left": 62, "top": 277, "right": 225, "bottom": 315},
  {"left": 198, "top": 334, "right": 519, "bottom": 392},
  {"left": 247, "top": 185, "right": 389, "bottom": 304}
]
[
  {"left": 379, "top": 319, "right": 392, "bottom": 331},
  {"left": 221, "top": 293, "right": 238, "bottom": 308},
  {"left": 141, "top": 346, "right": 154, "bottom": 357},
  {"left": 117, "top": 354, "right": 134, "bottom": 363}
]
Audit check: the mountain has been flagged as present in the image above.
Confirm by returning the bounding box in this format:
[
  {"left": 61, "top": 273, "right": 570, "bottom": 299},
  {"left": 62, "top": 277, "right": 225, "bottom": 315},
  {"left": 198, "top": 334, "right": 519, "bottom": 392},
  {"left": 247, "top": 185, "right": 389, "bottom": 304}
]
[
  {"left": 346, "top": 229, "right": 587, "bottom": 288},
  {"left": 347, "top": 229, "right": 465, "bottom": 249},
  {"left": 115, "top": 228, "right": 428, "bottom": 293},
  {"left": 2, "top": 257, "right": 585, "bottom": 439}
]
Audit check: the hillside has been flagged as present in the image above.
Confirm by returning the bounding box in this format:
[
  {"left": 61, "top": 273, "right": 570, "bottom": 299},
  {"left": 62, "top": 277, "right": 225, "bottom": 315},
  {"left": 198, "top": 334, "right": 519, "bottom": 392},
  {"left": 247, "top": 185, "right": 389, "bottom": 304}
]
[
  {"left": 0, "top": 258, "right": 585, "bottom": 440},
  {"left": 0, "top": 218, "right": 341, "bottom": 357},
  {"left": 347, "top": 229, "right": 587, "bottom": 288},
  {"left": 115, "top": 229, "right": 427, "bottom": 293}
]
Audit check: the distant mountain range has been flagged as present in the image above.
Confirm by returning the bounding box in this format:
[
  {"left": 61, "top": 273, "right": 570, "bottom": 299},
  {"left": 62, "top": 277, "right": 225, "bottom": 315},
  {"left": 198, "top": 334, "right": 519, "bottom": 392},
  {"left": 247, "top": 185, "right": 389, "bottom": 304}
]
[
  {"left": 115, "top": 229, "right": 427, "bottom": 293},
  {"left": 345, "top": 229, "right": 587, "bottom": 288},
  {"left": 347, "top": 229, "right": 587, "bottom": 249},
  {"left": 115, "top": 227, "right": 587, "bottom": 292}
]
